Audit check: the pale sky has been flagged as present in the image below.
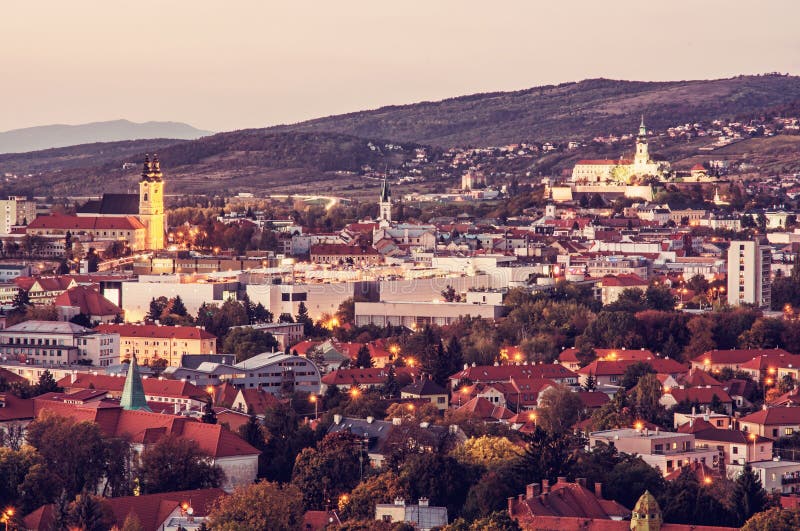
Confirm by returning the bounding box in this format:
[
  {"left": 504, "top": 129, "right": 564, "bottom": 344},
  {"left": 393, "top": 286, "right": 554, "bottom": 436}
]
[{"left": 2, "top": 0, "right": 799, "bottom": 133}]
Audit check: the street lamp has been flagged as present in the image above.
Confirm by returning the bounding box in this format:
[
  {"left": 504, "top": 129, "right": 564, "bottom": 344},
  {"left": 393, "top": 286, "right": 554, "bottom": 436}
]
[
  {"left": 748, "top": 432, "right": 757, "bottom": 462},
  {"left": 349, "top": 387, "right": 361, "bottom": 399},
  {"left": 309, "top": 395, "right": 318, "bottom": 420},
  {"left": 1, "top": 507, "right": 14, "bottom": 531}
]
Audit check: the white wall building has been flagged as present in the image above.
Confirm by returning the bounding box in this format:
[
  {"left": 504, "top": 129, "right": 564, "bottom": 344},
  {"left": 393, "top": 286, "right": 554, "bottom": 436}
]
[{"left": 727, "top": 240, "right": 771, "bottom": 308}]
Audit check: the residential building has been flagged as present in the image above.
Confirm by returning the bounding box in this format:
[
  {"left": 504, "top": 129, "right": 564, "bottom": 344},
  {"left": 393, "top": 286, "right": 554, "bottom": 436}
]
[
  {"left": 230, "top": 352, "right": 322, "bottom": 394},
  {"left": 354, "top": 300, "right": 506, "bottom": 328},
  {"left": 401, "top": 379, "right": 449, "bottom": 410},
  {"left": 739, "top": 407, "right": 800, "bottom": 439},
  {"left": 54, "top": 285, "right": 123, "bottom": 324},
  {"left": 321, "top": 366, "right": 417, "bottom": 392},
  {"left": 727, "top": 460, "right": 800, "bottom": 495},
  {"left": 589, "top": 427, "right": 718, "bottom": 476},
  {"left": 0, "top": 196, "right": 37, "bottom": 234},
  {"left": 727, "top": 240, "right": 771, "bottom": 308},
  {"left": 0, "top": 320, "right": 119, "bottom": 367},
  {"left": 95, "top": 323, "right": 217, "bottom": 367},
  {"left": 309, "top": 243, "right": 382, "bottom": 265},
  {"left": 375, "top": 498, "right": 447, "bottom": 531}
]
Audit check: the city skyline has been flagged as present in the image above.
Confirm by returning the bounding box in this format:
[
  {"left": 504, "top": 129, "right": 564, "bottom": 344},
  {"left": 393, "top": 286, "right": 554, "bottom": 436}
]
[{"left": 2, "top": 0, "right": 800, "bottom": 133}]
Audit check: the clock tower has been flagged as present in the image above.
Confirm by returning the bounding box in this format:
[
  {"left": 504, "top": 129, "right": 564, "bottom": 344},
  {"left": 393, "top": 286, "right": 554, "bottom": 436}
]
[{"left": 139, "top": 154, "right": 165, "bottom": 250}]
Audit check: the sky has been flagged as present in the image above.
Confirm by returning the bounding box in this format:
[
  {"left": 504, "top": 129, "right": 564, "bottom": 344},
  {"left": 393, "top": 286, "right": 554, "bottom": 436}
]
[{"left": 2, "top": 0, "right": 799, "bottom": 133}]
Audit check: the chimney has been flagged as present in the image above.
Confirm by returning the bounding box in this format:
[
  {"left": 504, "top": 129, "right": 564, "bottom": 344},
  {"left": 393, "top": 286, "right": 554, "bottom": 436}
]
[
  {"left": 393, "top": 497, "right": 405, "bottom": 507},
  {"left": 556, "top": 476, "right": 567, "bottom": 486},
  {"left": 526, "top": 483, "right": 541, "bottom": 499},
  {"left": 392, "top": 417, "right": 402, "bottom": 426},
  {"left": 542, "top": 479, "right": 550, "bottom": 494},
  {"left": 594, "top": 482, "right": 603, "bottom": 499},
  {"left": 508, "top": 496, "right": 515, "bottom": 515},
  {"left": 366, "top": 416, "right": 374, "bottom": 424},
  {"left": 174, "top": 402, "right": 180, "bottom": 415},
  {"left": 418, "top": 498, "right": 429, "bottom": 507},
  {"left": 576, "top": 477, "right": 587, "bottom": 488},
  {"left": 71, "top": 370, "right": 77, "bottom": 384},
  {"left": 333, "top": 414, "right": 342, "bottom": 425}
]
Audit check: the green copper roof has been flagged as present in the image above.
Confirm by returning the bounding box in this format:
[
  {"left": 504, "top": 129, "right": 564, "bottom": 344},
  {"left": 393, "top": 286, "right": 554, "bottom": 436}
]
[
  {"left": 120, "top": 355, "right": 151, "bottom": 411},
  {"left": 380, "top": 177, "right": 391, "bottom": 202}
]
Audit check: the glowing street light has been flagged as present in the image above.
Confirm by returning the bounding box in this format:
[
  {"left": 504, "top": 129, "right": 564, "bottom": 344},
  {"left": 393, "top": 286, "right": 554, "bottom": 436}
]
[
  {"left": 309, "top": 395, "right": 319, "bottom": 419},
  {"left": 1, "top": 508, "right": 14, "bottom": 531},
  {"left": 349, "top": 387, "right": 361, "bottom": 399}
]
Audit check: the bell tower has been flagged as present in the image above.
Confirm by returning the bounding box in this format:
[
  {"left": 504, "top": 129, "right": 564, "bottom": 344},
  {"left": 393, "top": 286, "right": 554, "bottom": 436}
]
[
  {"left": 634, "top": 115, "right": 649, "bottom": 168},
  {"left": 379, "top": 177, "right": 392, "bottom": 224},
  {"left": 139, "top": 154, "right": 165, "bottom": 250}
]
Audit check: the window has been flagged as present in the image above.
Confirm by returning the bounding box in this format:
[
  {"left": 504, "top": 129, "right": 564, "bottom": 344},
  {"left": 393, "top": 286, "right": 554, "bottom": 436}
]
[
  {"left": 733, "top": 446, "right": 738, "bottom": 455},
  {"left": 786, "top": 428, "right": 795, "bottom": 436},
  {"left": 382, "top": 515, "right": 392, "bottom": 523}
]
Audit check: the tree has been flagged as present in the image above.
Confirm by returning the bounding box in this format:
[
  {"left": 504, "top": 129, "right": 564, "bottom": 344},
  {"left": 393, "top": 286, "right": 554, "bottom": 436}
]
[
  {"left": 11, "top": 289, "right": 31, "bottom": 314},
  {"left": 252, "top": 302, "right": 273, "bottom": 324},
  {"left": 147, "top": 296, "right": 169, "bottom": 321},
  {"left": 291, "top": 432, "right": 362, "bottom": 509},
  {"left": 86, "top": 247, "right": 100, "bottom": 273},
  {"left": 535, "top": 385, "right": 583, "bottom": 434},
  {"left": 734, "top": 464, "right": 768, "bottom": 524},
  {"left": 120, "top": 512, "right": 145, "bottom": 531},
  {"left": 35, "top": 369, "right": 61, "bottom": 395},
  {"left": 170, "top": 295, "right": 188, "bottom": 317},
  {"left": 619, "top": 361, "right": 656, "bottom": 390},
  {"left": 513, "top": 427, "right": 576, "bottom": 487},
  {"left": 278, "top": 312, "right": 295, "bottom": 323},
  {"left": 339, "top": 471, "right": 409, "bottom": 521},
  {"left": 207, "top": 480, "right": 304, "bottom": 531},
  {"left": 742, "top": 507, "right": 800, "bottom": 531},
  {"left": 381, "top": 364, "right": 400, "bottom": 398},
  {"left": 384, "top": 402, "right": 440, "bottom": 424},
  {"left": 261, "top": 403, "right": 316, "bottom": 482},
  {"left": 137, "top": 434, "right": 224, "bottom": 494},
  {"left": 396, "top": 452, "right": 474, "bottom": 520},
  {"left": 450, "top": 436, "right": 524, "bottom": 470},
  {"left": 221, "top": 327, "right": 279, "bottom": 363},
  {"left": 630, "top": 373, "right": 667, "bottom": 425},
  {"left": 25, "top": 413, "right": 108, "bottom": 500},
  {"left": 645, "top": 283, "right": 675, "bottom": 311},
  {"left": 355, "top": 344, "right": 373, "bottom": 368},
  {"left": 583, "top": 372, "right": 597, "bottom": 391},
  {"left": 68, "top": 494, "right": 113, "bottom": 531},
  {"left": 201, "top": 397, "right": 217, "bottom": 424},
  {"left": 604, "top": 455, "right": 665, "bottom": 509},
  {"left": 296, "top": 301, "right": 314, "bottom": 336}
]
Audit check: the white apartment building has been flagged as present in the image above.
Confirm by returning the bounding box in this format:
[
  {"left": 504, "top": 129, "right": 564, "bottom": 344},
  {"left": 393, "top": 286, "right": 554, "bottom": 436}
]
[
  {"left": 0, "top": 320, "right": 119, "bottom": 367},
  {"left": 727, "top": 240, "right": 771, "bottom": 308},
  {"left": 0, "top": 196, "right": 37, "bottom": 234},
  {"left": 355, "top": 300, "right": 506, "bottom": 328}
]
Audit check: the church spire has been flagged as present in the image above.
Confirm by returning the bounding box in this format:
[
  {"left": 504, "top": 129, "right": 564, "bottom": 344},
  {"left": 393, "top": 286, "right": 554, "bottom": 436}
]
[
  {"left": 639, "top": 115, "right": 647, "bottom": 137},
  {"left": 150, "top": 154, "right": 163, "bottom": 181},
  {"left": 120, "top": 354, "right": 151, "bottom": 411},
  {"left": 380, "top": 177, "right": 391, "bottom": 203},
  {"left": 141, "top": 154, "right": 152, "bottom": 181}
]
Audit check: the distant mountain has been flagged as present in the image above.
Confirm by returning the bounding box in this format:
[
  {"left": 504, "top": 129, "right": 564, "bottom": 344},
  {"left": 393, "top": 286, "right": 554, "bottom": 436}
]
[
  {"left": 0, "top": 119, "right": 212, "bottom": 154},
  {"left": 268, "top": 74, "right": 800, "bottom": 147}
]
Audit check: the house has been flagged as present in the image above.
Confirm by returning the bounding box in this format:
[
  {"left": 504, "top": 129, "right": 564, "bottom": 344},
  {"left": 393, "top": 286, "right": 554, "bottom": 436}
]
[
  {"left": 328, "top": 414, "right": 461, "bottom": 468},
  {"left": 24, "top": 488, "right": 226, "bottom": 531},
  {"left": 321, "top": 366, "right": 416, "bottom": 392},
  {"left": 449, "top": 363, "right": 577, "bottom": 388},
  {"left": 309, "top": 243, "right": 382, "bottom": 265},
  {"left": 0, "top": 392, "right": 34, "bottom": 431},
  {"left": 690, "top": 349, "right": 789, "bottom": 373},
  {"left": 739, "top": 351, "right": 800, "bottom": 383},
  {"left": 727, "top": 460, "right": 800, "bottom": 495},
  {"left": 95, "top": 323, "right": 218, "bottom": 367},
  {"left": 599, "top": 273, "right": 649, "bottom": 305},
  {"left": 589, "top": 427, "right": 718, "bottom": 476},
  {"left": 53, "top": 285, "right": 123, "bottom": 324},
  {"left": 302, "top": 510, "right": 342, "bottom": 531},
  {"left": 401, "top": 379, "right": 449, "bottom": 410},
  {"left": 577, "top": 358, "right": 688, "bottom": 387},
  {"left": 230, "top": 352, "right": 322, "bottom": 395},
  {"left": 454, "top": 396, "right": 514, "bottom": 422},
  {"left": 229, "top": 387, "right": 282, "bottom": 415},
  {"left": 375, "top": 498, "right": 447, "bottom": 531},
  {"left": 739, "top": 406, "right": 800, "bottom": 439},
  {"left": 679, "top": 423, "right": 772, "bottom": 466},
  {"left": 659, "top": 387, "right": 733, "bottom": 414},
  {"left": 508, "top": 477, "right": 630, "bottom": 527}
]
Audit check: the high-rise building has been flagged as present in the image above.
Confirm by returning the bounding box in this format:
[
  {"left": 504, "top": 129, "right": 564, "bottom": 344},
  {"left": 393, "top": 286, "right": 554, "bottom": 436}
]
[
  {"left": 0, "top": 196, "right": 37, "bottom": 234},
  {"left": 727, "top": 240, "right": 771, "bottom": 308}
]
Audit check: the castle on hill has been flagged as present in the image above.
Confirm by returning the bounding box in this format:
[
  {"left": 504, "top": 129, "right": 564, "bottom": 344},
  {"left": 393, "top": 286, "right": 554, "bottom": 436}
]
[{"left": 571, "top": 118, "right": 668, "bottom": 185}]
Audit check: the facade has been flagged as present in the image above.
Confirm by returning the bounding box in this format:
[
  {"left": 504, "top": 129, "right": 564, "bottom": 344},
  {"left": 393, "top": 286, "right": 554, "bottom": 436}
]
[
  {"left": 727, "top": 240, "right": 771, "bottom": 308},
  {"left": 727, "top": 460, "right": 800, "bottom": 495},
  {"left": 95, "top": 323, "right": 217, "bottom": 367},
  {"left": 0, "top": 196, "right": 37, "bottom": 234},
  {"left": 375, "top": 498, "right": 447, "bottom": 531},
  {"left": 230, "top": 352, "right": 322, "bottom": 394},
  {"left": 309, "top": 243, "right": 383, "bottom": 265},
  {"left": 739, "top": 406, "right": 800, "bottom": 439},
  {"left": 0, "top": 320, "right": 119, "bottom": 367},
  {"left": 354, "top": 300, "right": 505, "bottom": 328},
  {"left": 26, "top": 214, "right": 147, "bottom": 251}
]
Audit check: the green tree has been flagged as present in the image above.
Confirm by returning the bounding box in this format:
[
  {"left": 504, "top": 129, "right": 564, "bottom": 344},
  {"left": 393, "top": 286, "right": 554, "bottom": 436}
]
[
  {"left": 207, "top": 480, "right": 304, "bottom": 531},
  {"left": 605, "top": 455, "right": 665, "bottom": 509},
  {"left": 619, "top": 361, "right": 656, "bottom": 390},
  {"left": 137, "top": 434, "right": 224, "bottom": 494},
  {"left": 291, "top": 432, "right": 362, "bottom": 510},
  {"left": 535, "top": 385, "right": 584, "bottom": 433},
  {"left": 396, "top": 452, "right": 474, "bottom": 520},
  {"left": 355, "top": 344, "right": 373, "bottom": 368},
  {"left": 121, "top": 512, "right": 145, "bottom": 531},
  {"left": 201, "top": 396, "right": 217, "bottom": 424},
  {"left": 222, "top": 327, "right": 279, "bottom": 362},
  {"left": 68, "top": 494, "right": 113, "bottom": 531},
  {"left": 35, "top": 369, "right": 61, "bottom": 395},
  {"left": 339, "top": 471, "right": 409, "bottom": 521},
  {"left": 296, "top": 301, "right": 314, "bottom": 336},
  {"left": 734, "top": 464, "right": 768, "bottom": 524},
  {"left": 170, "top": 295, "right": 188, "bottom": 317},
  {"left": 742, "top": 507, "right": 800, "bottom": 531},
  {"left": 147, "top": 296, "right": 169, "bottom": 321}
]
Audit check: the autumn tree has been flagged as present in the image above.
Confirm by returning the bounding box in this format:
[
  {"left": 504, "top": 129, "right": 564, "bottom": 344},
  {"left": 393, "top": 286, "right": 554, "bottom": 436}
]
[
  {"left": 535, "top": 385, "right": 584, "bottom": 434},
  {"left": 742, "top": 506, "right": 800, "bottom": 531},
  {"left": 339, "top": 471, "right": 409, "bottom": 521},
  {"left": 68, "top": 494, "right": 113, "bottom": 531},
  {"left": 207, "top": 480, "right": 304, "bottom": 531},
  {"left": 450, "top": 435, "right": 524, "bottom": 470},
  {"left": 137, "top": 434, "right": 224, "bottom": 494},
  {"left": 292, "top": 431, "right": 363, "bottom": 509}
]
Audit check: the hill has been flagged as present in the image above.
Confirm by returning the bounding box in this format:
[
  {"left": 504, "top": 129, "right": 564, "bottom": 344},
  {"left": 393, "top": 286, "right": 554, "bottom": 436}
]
[
  {"left": 267, "top": 75, "right": 800, "bottom": 147},
  {"left": 0, "top": 119, "right": 212, "bottom": 154},
  {"left": 0, "top": 131, "right": 422, "bottom": 197}
]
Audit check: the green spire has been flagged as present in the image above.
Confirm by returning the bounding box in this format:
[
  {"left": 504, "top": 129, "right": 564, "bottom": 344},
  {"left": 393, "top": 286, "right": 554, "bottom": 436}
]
[
  {"left": 120, "top": 355, "right": 151, "bottom": 411},
  {"left": 639, "top": 115, "right": 647, "bottom": 137},
  {"left": 380, "top": 177, "right": 391, "bottom": 202}
]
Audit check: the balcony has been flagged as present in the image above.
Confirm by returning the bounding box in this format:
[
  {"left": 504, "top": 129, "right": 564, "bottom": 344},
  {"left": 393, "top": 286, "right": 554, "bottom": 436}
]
[{"left": 782, "top": 474, "right": 800, "bottom": 485}]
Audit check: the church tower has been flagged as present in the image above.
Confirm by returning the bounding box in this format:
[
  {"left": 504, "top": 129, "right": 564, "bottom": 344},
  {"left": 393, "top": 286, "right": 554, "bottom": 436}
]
[
  {"left": 630, "top": 491, "right": 662, "bottom": 531},
  {"left": 120, "top": 354, "right": 151, "bottom": 411},
  {"left": 634, "top": 115, "right": 650, "bottom": 169},
  {"left": 139, "top": 154, "right": 165, "bottom": 250},
  {"left": 379, "top": 177, "right": 392, "bottom": 224}
]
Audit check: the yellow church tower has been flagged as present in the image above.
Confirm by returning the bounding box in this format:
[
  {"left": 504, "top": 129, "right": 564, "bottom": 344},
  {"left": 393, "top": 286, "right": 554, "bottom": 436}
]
[
  {"left": 630, "top": 490, "right": 662, "bottom": 531},
  {"left": 139, "top": 154, "right": 165, "bottom": 250}
]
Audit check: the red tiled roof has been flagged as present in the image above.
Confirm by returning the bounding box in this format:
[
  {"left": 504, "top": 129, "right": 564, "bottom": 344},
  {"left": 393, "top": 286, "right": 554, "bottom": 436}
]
[
  {"left": 679, "top": 369, "right": 723, "bottom": 388},
  {"left": 740, "top": 351, "right": 800, "bottom": 371},
  {"left": 33, "top": 400, "right": 260, "bottom": 459},
  {"left": 577, "top": 358, "right": 688, "bottom": 377},
  {"left": 666, "top": 387, "right": 732, "bottom": 405},
  {"left": 310, "top": 244, "right": 379, "bottom": 256},
  {"left": 321, "top": 366, "right": 418, "bottom": 386},
  {"left": 450, "top": 364, "right": 577, "bottom": 383},
  {"left": 53, "top": 285, "right": 122, "bottom": 316},
  {"left": 0, "top": 367, "right": 27, "bottom": 386},
  {"left": 559, "top": 348, "right": 654, "bottom": 364},
  {"left": 95, "top": 323, "right": 216, "bottom": 341},
  {"left": 576, "top": 391, "right": 611, "bottom": 409},
  {"left": 236, "top": 388, "right": 281, "bottom": 415},
  {"left": 456, "top": 396, "right": 514, "bottom": 421},
  {"left": 576, "top": 159, "right": 632, "bottom": 165},
  {"left": 692, "top": 349, "right": 789, "bottom": 366},
  {"left": 28, "top": 214, "right": 145, "bottom": 231},
  {"left": 600, "top": 274, "right": 648, "bottom": 287},
  {"left": 56, "top": 373, "right": 209, "bottom": 400},
  {"left": 290, "top": 340, "right": 321, "bottom": 356},
  {"left": 0, "top": 393, "right": 34, "bottom": 422},
  {"left": 740, "top": 406, "right": 800, "bottom": 426}
]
